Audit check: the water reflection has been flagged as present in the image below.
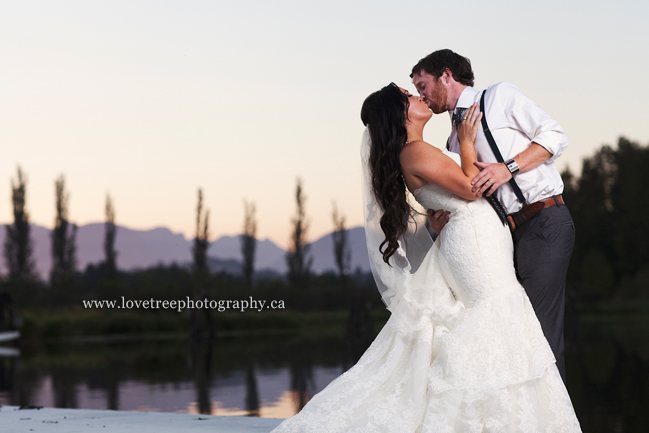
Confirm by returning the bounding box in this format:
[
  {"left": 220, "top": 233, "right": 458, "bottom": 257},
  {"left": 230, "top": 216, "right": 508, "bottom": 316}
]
[
  {"left": 191, "top": 337, "right": 213, "bottom": 415},
  {"left": 0, "top": 320, "right": 647, "bottom": 432},
  {"left": 567, "top": 319, "right": 649, "bottom": 433},
  {"left": 245, "top": 364, "right": 260, "bottom": 416}
]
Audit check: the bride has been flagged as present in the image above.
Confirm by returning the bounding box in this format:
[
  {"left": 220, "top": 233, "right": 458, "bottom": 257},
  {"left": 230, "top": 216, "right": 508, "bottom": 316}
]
[{"left": 271, "top": 83, "right": 581, "bottom": 432}]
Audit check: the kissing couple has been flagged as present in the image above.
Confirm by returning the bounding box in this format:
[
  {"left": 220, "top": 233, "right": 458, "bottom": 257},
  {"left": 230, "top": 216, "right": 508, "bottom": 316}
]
[{"left": 271, "top": 49, "right": 581, "bottom": 432}]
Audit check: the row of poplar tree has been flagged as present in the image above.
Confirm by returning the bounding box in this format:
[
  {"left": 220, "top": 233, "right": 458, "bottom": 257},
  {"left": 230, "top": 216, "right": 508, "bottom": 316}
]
[
  {"left": 2, "top": 168, "right": 114, "bottom": 288},
  {"left": 3, "top": 169, "right": 352, "bottom": 292},
  {"left": 194, "top": 177, "right": 352, "bottom": 289}
]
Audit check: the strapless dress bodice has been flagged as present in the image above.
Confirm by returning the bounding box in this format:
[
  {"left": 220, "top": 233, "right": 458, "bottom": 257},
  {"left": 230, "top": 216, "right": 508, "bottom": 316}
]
[{"left": 410, "top": 150, "right": 519, "bottom": 307}]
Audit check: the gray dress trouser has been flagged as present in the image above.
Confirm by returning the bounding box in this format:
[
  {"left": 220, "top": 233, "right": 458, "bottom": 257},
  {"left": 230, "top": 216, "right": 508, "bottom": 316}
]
[{"left": 512, "top": 204, "right": 575, "bottom": 384}]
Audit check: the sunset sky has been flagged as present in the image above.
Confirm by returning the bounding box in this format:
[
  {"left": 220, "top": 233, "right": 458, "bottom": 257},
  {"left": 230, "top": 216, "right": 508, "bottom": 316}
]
[{"left": 1, "top": 0, "right": 648, "bottom": 248}]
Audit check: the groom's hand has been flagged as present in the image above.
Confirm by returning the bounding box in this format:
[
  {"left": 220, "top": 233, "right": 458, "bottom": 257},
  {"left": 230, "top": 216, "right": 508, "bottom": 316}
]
[
  {"left": 471, "top": 162, "right": 512, "bottom": 197},
  {"left": 428, "top": 209, "right": 450, "bottom": 234}
]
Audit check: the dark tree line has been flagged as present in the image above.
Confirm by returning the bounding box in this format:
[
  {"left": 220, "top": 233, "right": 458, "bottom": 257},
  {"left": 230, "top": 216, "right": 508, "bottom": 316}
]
[
  {"left": 3, "top": 168, "right": 36, "bottom": 284},
  {"left": 333, "top": 201, "right": 374, "bottom": 347},
  {"left": 241, "top": 200, "right": 257, "bottom": 287},
  {"left": 192, "top": 188, "right": 210, "bottom": 279},
  {"left": 6, "top": 136, "right": 649, "bottom": 318},
  {"left": 562, "top": 136, "right": 649, "bottom": 303},
  {"left": 1, "top": 170, "right": 81, "bottom": 290},
  {"left": 286, "top": 177, "right": 313, "bottom": 289},
  {"left": 191, "top": 188, "right": 213, "bottom": 337},
  {"left": 50, "top": 175, "right": 77, "bottom": 287},
  {"left": 104, "top": 194, "right": 117, "bottom": 280},
  {"left": 0, "top": 168, "right": 385, "bottom": 327},
  {"left": 332, "top": 202, "right": 351, "bottom": 279},
  {"left": 1, "top": 170, "right": 121, "bottom": 310}
]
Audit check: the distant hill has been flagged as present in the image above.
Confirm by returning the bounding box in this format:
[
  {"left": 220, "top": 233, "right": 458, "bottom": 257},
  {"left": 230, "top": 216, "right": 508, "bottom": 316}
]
[
  {"left": 207, "top": 234, "right": 287, "bottom": 273},
  {"left": 207, "top": 226, "right": 370, "bottom": 275},
  {"left": 0, "top": 223, "right": 371, "bottom": 279},
  {"left": 307, "top": 227, "right": 369, "bottom": 274}
]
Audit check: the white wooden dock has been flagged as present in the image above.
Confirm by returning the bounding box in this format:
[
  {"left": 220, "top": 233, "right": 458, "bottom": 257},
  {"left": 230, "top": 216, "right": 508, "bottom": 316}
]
[{"left": 0, "top": 405, "right": 284, "bottom": 432}]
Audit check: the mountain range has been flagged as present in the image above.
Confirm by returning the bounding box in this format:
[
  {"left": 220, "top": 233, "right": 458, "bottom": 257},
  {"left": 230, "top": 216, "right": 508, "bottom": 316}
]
[{"left": 0, "top": 224, "right": 371, "bottom": 279}]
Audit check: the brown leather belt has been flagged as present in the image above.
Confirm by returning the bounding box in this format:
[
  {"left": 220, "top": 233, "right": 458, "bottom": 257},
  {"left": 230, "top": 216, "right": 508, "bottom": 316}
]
[{"left": 507, "top": 195, "right": 565, "bottom": 233}]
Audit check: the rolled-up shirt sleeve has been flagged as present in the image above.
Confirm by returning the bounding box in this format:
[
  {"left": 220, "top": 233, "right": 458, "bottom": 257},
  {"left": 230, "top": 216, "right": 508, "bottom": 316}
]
[{"left": 498, "top": 83, "right": 568, "bottom": 162}]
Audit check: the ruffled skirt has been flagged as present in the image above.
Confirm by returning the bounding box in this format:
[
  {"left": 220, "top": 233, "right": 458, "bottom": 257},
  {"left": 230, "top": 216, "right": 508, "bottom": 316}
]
[{"left": 271, "top": 246, "right": 581, "bottom": 433}]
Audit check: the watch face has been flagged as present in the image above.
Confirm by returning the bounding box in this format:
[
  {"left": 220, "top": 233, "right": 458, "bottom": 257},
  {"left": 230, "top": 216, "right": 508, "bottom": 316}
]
[{"left": 507, "top": 161, "right": 519, "bottom": 174}]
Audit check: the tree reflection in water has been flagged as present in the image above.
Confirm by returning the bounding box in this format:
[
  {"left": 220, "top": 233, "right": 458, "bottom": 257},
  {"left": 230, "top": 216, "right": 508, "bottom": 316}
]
[
  {"left": 0, "top": 321, "right": 646, "bottom": 431},
  {"left": 191, "top": 336, "right": 213, "bottom": 415},
  {"left": 245, "top": 364, "right": 260, "bottom": 417},
  {"left": 567, "top": 319, "right": 649, "bottom": 433},
  {"left": 52, "top": 365, "right": 79, "bottom": 408},
  {"left": 105, "top": 368, "right": 120, "bottom": 411},
  {"left": 289, "top": 352, "right": 314, "bottom": 413},
  {"left": 346, "top": 288, "right": 375, "bottom": 367}
]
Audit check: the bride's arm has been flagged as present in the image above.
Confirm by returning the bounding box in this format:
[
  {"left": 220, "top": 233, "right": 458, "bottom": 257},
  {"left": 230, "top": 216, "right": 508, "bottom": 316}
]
[
  {"left": 401, "top": 104, "right": 483, "bottom": 201},
  {"left": 456, "top": 103, "right": 482, "bottom": 180}
]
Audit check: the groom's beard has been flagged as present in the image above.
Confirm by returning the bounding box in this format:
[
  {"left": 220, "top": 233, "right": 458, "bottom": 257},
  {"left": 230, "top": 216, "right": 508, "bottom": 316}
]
[{"left": 428, "top": 82, "right": 449, "bottom": 114}]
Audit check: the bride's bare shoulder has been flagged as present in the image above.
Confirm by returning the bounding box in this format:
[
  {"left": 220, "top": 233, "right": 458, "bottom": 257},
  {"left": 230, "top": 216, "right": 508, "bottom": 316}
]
[{"left": 400, "top": 140, "right": 443, "bottom": 166}]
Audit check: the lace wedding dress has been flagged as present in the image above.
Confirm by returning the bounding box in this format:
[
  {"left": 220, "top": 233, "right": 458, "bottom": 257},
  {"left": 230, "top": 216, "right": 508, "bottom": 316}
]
[{"left": 271, "top": 150, "right": 581, "bottom": 433}]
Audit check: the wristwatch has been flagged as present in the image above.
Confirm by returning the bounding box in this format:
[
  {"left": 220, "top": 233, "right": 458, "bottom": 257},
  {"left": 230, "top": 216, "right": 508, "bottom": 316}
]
[{"left": 505, "top": 158, "right": 520, "bottom": 176}]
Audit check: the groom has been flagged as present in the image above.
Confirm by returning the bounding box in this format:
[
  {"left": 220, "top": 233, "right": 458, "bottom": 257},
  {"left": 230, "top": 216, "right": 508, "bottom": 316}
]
[{"left": 411, "top": 49, "right": 574, "bottom": 383}]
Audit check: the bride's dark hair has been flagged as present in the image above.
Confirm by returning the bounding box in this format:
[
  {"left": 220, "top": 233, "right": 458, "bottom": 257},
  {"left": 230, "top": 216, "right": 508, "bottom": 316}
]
[{"left": 360, "top": 83, "right": 414, "bottom": 265}]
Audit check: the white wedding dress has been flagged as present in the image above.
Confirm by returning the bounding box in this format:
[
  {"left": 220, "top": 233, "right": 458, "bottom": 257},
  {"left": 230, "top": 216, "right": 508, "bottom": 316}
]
[{"left": 271, "top": 150, "right": 581, "bottom": 433}]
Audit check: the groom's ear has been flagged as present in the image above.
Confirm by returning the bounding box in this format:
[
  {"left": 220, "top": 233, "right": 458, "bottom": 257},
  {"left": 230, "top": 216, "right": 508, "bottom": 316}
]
[{"left": 441, "top": 68, "right": 453, "bottom": 83}]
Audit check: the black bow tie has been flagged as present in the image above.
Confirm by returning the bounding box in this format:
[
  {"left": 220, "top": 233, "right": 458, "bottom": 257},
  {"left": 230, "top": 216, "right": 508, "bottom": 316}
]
[{"left": 452, "top": 108, "right": 467, "bottom": 127}]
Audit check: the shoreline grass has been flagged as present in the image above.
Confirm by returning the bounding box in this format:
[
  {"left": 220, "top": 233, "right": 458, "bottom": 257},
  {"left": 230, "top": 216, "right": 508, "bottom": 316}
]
[
  {"left": 18, "top": 308, "right": 392, "bottom": 343},
  {"left": 16, "top": 303, "right": 649, "bottom": 344}
]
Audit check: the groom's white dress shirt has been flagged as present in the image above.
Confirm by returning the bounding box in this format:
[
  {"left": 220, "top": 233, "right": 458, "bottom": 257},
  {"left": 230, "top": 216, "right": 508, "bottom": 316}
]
[{"left": 447, "top": 83, "right": 568, "bottom": 214}]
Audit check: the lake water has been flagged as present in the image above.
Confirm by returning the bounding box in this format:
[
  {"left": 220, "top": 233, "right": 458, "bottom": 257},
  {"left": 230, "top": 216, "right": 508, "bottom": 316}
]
[{"left": 0, "top": 318, "right": 647, "bottom": 432}]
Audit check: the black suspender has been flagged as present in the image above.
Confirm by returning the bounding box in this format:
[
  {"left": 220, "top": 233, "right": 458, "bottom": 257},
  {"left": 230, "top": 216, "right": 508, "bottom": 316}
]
[{"left": 479, "top": 90, "right": 527, "bottom": 206}]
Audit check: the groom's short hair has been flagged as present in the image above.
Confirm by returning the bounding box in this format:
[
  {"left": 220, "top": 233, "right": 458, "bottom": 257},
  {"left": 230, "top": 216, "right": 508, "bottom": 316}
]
[{"left": 410, "top": 49, "right": 475, "bottom": 87}]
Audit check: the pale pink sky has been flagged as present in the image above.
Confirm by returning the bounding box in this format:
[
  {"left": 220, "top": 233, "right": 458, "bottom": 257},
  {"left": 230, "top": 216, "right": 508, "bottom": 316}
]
[{"left": 1, "top": 0, "right": 647, "bottom": 246}]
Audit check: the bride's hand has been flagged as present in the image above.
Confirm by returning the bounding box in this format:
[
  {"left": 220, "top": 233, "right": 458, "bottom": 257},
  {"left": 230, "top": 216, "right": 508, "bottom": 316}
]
[{"left": 457, "top": 103, "right": 483, "bottom": 147}]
